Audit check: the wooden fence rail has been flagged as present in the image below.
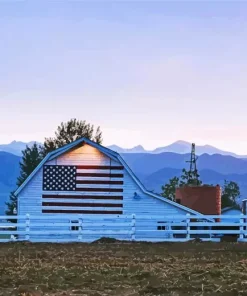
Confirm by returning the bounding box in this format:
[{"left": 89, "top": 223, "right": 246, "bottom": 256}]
[{"left": 0, "top": 213, "right": 247, "bottom": 243}]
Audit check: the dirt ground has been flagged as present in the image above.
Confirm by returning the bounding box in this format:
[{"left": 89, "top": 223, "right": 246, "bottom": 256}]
[{"left": 1, "top": 239, "right": 247, "bottom": 296}]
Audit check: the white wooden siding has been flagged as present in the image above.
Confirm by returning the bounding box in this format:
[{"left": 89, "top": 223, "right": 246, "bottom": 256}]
[{"left": 56, "top": 144, "right": 119, "bottom": 166}]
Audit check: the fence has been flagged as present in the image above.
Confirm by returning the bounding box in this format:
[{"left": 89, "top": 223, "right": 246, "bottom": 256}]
[{"left": 0, "top": 214, "right": 247, "bottom": 243}]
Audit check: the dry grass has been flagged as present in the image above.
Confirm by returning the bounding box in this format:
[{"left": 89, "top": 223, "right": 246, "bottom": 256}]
[{"left": 1, "top": 240, "right": 247, "bottom": 295}]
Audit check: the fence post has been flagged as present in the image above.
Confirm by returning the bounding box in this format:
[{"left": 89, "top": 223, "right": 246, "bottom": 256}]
[
  {"left": 25, "top": 214, "right": 30, "bottom": 241},
  {"left": 78, "top": 218, "right": 83, "bottom": 242},
  {"left": 186, "top": 213, "right": 190, "bottom": 241},
  {"left": 167, "top": 221, "right": 173, "bottom": 239},
  {"left": 209, "top": 225, "right": 212, "bottom": 240},
  {"left": 240, "top": 214, "right": 244, "bottom": 241},
  {"left": 131, "top": 214, "right": 136, "bottom": 241}
]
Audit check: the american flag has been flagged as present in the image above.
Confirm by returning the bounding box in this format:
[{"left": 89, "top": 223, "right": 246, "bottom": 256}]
[{"left": 42, "top": 165, "right": 124, "bottom": 214}]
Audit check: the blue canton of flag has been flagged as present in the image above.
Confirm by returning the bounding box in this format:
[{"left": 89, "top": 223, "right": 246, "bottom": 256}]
[{"left": 43, "top": 165, "right": 76, "bottom": 191}]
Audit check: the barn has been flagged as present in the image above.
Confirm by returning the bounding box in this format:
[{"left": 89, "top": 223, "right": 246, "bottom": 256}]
[{"left": 15, "top": 137, "right": 203, "bottom": 242}]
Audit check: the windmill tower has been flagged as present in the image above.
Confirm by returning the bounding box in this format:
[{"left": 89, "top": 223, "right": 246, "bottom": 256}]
[
  {"left": 175, "top": 143, "right": 221, "bottom": 215},
  {"left": 186, "top": 143, "right": 200, "bottom": 186}
]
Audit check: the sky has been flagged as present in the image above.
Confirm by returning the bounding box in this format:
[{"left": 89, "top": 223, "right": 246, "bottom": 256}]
[{"left": 0, "top": 1, "right": 247, "bottom": 154}]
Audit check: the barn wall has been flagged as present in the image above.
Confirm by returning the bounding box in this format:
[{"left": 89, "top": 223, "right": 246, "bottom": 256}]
[
  {"left": 122, "top": 172, "right": 189, "bottom": 240},
  {"left": 18, "top": 143, "right": 191, "bottom": 241}
]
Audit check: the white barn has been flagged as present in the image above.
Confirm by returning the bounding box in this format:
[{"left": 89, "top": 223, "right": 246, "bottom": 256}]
[{"left": 15, "top": 137, "right": 202, "bottom": 242}]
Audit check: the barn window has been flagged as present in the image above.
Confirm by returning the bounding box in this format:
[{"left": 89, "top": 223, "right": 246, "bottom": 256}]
[
  {"left": 157, "top": 221, "right": 166, "bottom": 230},
  {"left": 71, "top": 220, "right": 79, "bottom": 231}
]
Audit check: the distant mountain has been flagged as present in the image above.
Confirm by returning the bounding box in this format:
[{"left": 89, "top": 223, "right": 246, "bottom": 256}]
[
  {"left": 108, "top": 144, "right": 146, "bottom": 154},
  {"left": 152, "top": 140, "right": 191, "bottom": 154},
  {"left": 152, "top": 141, "right": 247, "bottom": 157},
  {"left": 0, "top": 152, "right": 21, "bottom": 214},
  {"left": 108, "top": 140, "right": 247, "bottom": 158},
  {"left": 0, "top": 140, "right": 41, "bottom": 156}
]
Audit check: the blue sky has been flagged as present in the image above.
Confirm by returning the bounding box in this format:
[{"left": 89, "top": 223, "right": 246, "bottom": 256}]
[{"left": 0, "top": 1, "right": 247, "bottom": 153}]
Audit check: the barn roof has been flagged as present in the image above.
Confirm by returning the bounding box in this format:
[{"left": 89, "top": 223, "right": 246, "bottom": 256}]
[{"left": 14, "top": 137, "right": 203, "bottom": 216}]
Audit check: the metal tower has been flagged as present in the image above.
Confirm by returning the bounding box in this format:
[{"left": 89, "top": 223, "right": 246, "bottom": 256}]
[{"left": 186, "top": 143, "right": 200, "bottom": 185}]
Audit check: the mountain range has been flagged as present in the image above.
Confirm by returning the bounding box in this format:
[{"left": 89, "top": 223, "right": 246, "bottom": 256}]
[
  {"left": 1, "top": 140, "right": 247, "bottom": 214},
  {"left": 121, "top": 153, "right": 247, "bottom": 199},
  {"left": 1, "top": 140, "right": 247, "bottom": 158},
  {"left": 108, "top": 141, "right": 247, "bottom": 158}
]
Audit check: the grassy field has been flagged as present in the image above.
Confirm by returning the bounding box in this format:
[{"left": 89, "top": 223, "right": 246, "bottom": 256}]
[{"left": 1, "top": 240, "right": 247, "bottom": 295}]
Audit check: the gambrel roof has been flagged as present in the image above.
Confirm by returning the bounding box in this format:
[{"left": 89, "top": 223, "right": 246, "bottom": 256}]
[{"left": 15, "top": 137, "right": 203, "bottom": 216}]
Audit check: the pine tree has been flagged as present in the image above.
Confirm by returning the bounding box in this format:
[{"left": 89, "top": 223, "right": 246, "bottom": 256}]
[{"left": 5, "top": 143, "right": 43, "bottom": 218}]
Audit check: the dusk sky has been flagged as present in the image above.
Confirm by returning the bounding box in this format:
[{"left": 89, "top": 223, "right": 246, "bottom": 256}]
[{"left": 0, "top": 1, "right": 247, "bottom": 154}]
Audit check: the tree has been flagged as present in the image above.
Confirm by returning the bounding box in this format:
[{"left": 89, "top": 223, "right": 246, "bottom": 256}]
[
  {"left": 41, "top": 119, "right": 103, "bottom": 157},
  {"left": 5, "top": 191, "right": 17, "bottom": 220},
  {"left": 221, "top": 180, "right": 240, "bottom": 209},
  {"left": 17, "top": 143, "right": 43, "bottom": 186},
  {"left": 5, "top": 143, "right": 43, "bottom": 217},
  {"left": 180, "top": 168, "right": 202, "bottom": 186},
  {"left": 161, "top": 176, "right": 180, "bottom": 201}
]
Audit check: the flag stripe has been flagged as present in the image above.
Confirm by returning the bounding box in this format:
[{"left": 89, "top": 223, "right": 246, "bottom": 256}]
[
  {"left": 76, "top": 180, "right": 123, "bottom": 185},
  {"left": 42, "top": 209, "right": 123, "bottom": 214},
  {"left": 42, "top": 194, "right": 123, "bottom": 200},
  {"left": 75, "top": 188, "right": 123, "bottom": 192},
  {"left": 77, "top": 169, "right": 123, "bottom": 174},
  {"left": 76, "top": 165, "right": 124, "bottom": 170},
  {"left": 42, "top": 199, "right": 122, "bottom": 204},
  {"left": 42, "top": 202, "right": 123, "bottom": 208},
  {"left": 76, "top": 173, "right": 124, "bottom": 178}
]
